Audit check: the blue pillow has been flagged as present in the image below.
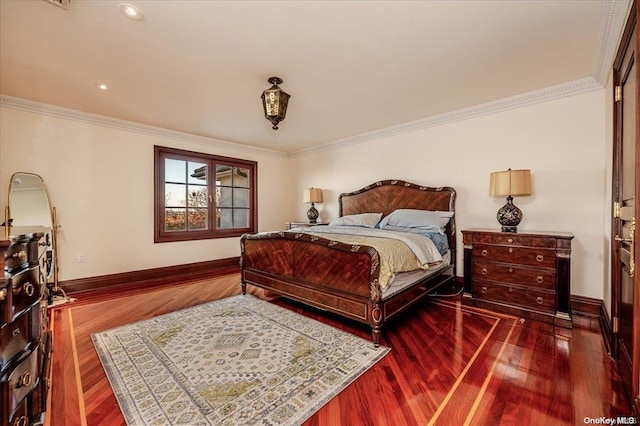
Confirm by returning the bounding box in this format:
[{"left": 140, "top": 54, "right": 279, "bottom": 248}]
[
  {"left": 381, "top": 225, "right": 449, "bottom": 255},
  {"left": 378, "top": 209, "right": 453, "bottom": 234}
]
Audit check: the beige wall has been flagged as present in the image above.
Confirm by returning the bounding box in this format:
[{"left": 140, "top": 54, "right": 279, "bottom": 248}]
[
  {"left": 290, "top": 89, "right": 608, "bottom": 299},
  {"left": 0, "top": 88, "right": 612, "bottom": 300},
  {"left": 0, "top": 107, "right": 290, "bottom": 281}
]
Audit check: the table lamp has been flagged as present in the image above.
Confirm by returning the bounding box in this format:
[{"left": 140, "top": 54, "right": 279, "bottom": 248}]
[
  {"left": 303, "top": 188, "right": 323, "bottom": 224},
  {"left": 489, "top": 169, "right": 532, "bottom": 232}
]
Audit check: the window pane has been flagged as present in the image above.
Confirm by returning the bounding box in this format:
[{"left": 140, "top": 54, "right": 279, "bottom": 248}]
[
  {"left": 188, "top": 208, "right": 207, "bottom": 230},
  {"left": 188, "top": 162, "right": 207, "bottom": 184},
  {"left": 165, "top": 208, "right": 186, "bottom": 231},
  {"left": 165, "top": 183, "right": 186, "bottom": 207},
  {"left": 233, "top": 167, "right": 249, "bottom": 187},
  {"left": 233, "top": 209, "right": 249, "bottom": 228},
  {"left": 218, "top": 186, "right": 232, "bottom": 207},
  {"left": 216, "top": 165, "right": 232, "bottom": 185},
  {"left": 217, "top": 208, "right": 233, "bottom": 228},
  {"left": 233, "top": 188, "right": 249, "bottom": 208},
  {"left": 165, "top": 159, "right": 186, "bottom": 183},
  {"left": 188, "top": 185, "right": 208, "bottom": 208}
]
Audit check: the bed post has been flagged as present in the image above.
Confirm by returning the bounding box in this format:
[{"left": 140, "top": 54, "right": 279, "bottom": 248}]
[
  {"left": 371, "top": 328, "right": 381, "bottom": 347},
  {"left": 370, "top": 301, "right": 383, "bottom": 347}
]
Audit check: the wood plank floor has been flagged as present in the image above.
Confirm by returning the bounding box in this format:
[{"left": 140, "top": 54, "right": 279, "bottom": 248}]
[{"left": 47, "top": 273, "right": 630, "bottom": 425}]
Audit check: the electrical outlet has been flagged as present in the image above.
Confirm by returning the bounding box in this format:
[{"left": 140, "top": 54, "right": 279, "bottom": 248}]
[{"left": 77, "top": 253, "right": 85, "bottom": 263}]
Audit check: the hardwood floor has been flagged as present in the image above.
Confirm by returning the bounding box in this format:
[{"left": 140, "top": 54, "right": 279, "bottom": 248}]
[{"left": 46, "top": 273, "right": 630, "bottom": 425}]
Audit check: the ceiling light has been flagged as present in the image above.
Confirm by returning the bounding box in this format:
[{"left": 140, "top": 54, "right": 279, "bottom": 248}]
[
  {"left": 260, "top": 77, "right": 290, "bottom": 130},
  {"left": 95, "top": 83, "right": 108, "bottom": 90},
  {"left": 119, "top": 3, "right": 143, "bottom": 20},
  {"left": 42, "top": 0, "right": 71, "bottom": 10}
]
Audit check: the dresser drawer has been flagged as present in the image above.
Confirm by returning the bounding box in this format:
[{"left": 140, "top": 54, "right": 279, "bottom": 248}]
[
  {"left": 8, "top": 394, "right": 28, "bottom": 426},
  {"left": 1, "top": 348, "right": 39, "bottom": 417},
  {"left": 7, "top": 267, "right": 41, "bottom": 320},
  {"left": 1, "top": 302, "right": 40, "bottom": 370},
  {"left": 6, "top": 379, "right": 46, "bottom": 426},
  {"left": 474, "top": 244, "right": 556, "bottom": 268},
  {"left": 469, "top": 232, "right": 558, "bottom": 248},
  {"left": 473, "top": 261, "right": 555, "bottom": 290},
  {"left": 473, "top": 281, "right": 555, "bottom": 314},
  {"left": 4, "top": 239, "right": 39, "bottom": 273}
]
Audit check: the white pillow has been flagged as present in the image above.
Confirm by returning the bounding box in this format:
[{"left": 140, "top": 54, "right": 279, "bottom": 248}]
[
  {"left": 378, "top": 209, "right": 453, "bottom": 234},
  {"left": 329, "top": 213, "right": 383, "bottom": 228}
]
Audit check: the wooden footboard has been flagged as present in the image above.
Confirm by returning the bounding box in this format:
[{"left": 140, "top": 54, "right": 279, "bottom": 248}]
[{"left": 240, "top": 231, "right": 387, "bottom": 342}]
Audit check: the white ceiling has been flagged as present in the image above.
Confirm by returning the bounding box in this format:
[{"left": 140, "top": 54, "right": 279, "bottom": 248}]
[{"left": 0, "top": 1, "right": 629, "bottom": 154}]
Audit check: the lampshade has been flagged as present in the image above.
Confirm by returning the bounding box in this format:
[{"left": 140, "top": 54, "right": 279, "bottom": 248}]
[
  {"left": 261, "top": 77, "right": 290, "bottom": 130},
  {"left": 489, "top": 169, "right": 532, "bottom": 197},
  {"left": 303, "top": 188, "right": 323, "bottom": 204}
]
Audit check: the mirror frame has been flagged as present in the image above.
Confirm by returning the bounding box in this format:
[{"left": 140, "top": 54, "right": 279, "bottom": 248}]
[{"left": 5, "top": 172, "right": 59, "bottom": 296}]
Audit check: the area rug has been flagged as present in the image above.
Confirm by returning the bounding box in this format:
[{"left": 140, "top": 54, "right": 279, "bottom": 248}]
[{"left": 91, "top": 294, "right": 390, "bottom": 425}]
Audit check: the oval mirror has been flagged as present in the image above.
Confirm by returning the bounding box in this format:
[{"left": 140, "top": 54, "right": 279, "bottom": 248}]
[{"left": 9, "top": 173, "right": 53, "bottom": 229}]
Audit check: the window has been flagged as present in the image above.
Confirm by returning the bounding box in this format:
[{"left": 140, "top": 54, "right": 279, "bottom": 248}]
[{"left": 154, "top": 146, "right": 257, "bottom": 242}]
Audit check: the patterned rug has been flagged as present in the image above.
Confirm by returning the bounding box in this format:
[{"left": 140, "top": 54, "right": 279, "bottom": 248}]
[{"left": 91, "top": 294, "right": 390, "bottom": 425}]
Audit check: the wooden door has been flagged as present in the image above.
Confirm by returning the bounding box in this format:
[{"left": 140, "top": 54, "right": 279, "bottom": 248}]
[{"left": 612, "top": 0, "right": 640, "bottom": 412}]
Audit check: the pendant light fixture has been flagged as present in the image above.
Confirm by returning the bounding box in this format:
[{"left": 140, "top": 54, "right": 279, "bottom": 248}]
[{"left": 261, "top": 77, "right": 290, "bottom": 130}]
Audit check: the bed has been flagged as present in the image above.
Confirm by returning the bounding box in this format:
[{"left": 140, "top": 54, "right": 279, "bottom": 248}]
[{"left": 240, "top": 180, "right": 456, "bottom": 346}]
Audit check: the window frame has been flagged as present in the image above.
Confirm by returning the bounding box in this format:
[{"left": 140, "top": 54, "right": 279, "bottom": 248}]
[{"left": 154, "top": 145, "right": 258, "bottom": 243}]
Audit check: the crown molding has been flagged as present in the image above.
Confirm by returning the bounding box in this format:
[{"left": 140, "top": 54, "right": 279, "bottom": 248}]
[
  {"left": 0, "top": 94, "right": 288, "bottom": 158},
  {"left": 290, "top": 77, "right": 602, "bottom": 158},
  {"left": 592, "top": 0, "right": 633, "bottom": 85}
]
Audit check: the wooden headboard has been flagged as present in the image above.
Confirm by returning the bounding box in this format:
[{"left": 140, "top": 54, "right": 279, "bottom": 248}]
[{"left": 339, "top": 180, "right": 457, "bottom": 268}]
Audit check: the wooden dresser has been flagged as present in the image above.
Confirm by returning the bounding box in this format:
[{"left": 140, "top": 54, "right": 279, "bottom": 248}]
[
  {"left": 1, "top": 233, "right": 52, "bottom": 426},
  {"left": 462, "top": 229, "right": 574, "bottom": 327}
]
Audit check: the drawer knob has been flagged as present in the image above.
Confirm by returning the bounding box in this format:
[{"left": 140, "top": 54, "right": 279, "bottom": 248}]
[
  {"left": 508, "top": 287, "right": 513, "bottom": 293},
  {"left": 507, "top": 238, "right": 514, "bottom": 243},
  {"left": 23, "top": 282, "right": 34, "bottom": 297},
  {"left": 481, "top": 268, "right": 488, "bottom": 275},
  {"left": 536, "top": 297, "right": 544, "bottom": 305},
  {"left": 14, "top": 282, "right": 35, "bottom": 297},
  {"left": 12, "top": 328, "right": 21, "bottom": 337},
  {"left": 481, "top": 249, "right": 488, "bottom": 256},
  {"left": 481, "top": 286, "right": 488, "bottom": 294},
  {"left": 536, "top": 255, "right": 544, "bottom": 262},
  {"left": 13, "top": 416, "right": 27, "bottom": 426},
  {"left": 0, "top": 288, "right": 6, "bottom": 301},
  {"left": 508, "top": 248, "right": 513, "bottom": 253},
  {"left": 509, "top": 268, "right": 513, "bottom": 273},
  {"left": 8, "top": 250, "right": 26, "bottom": 260},
  {"left": 18, "top": 372, "right": 32, "bottom": 387},
  {"left": 536, "top": 276, "right": 544, "bottom": 284}
]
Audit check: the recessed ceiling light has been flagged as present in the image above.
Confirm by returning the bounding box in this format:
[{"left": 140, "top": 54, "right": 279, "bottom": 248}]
[
  {"left": 119, "top": 3, "right": 143, "bottom": 20},
  {"left": 95, "top": 83, "right": 108, "bottom": 90}
]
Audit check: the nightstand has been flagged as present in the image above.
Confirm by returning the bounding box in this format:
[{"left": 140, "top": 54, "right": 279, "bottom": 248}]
[
  {"left": 285, "top": 222, "right": 328, "bottom": 230},
  {"left": 461, "top": 229, "right": 574, "bottom": 328}
]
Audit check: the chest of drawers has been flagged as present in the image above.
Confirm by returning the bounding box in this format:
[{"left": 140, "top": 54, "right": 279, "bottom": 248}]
[
  {"left": 1, "top": 233, "right": 52, "bottom": 426},
  {"left": 461, "top": 229, "right": 574, "bottom": 327}
]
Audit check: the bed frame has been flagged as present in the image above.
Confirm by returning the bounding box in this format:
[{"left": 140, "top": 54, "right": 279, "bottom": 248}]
[{"left": 240, "top": 180, "right": 456, "bottom": 346}]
